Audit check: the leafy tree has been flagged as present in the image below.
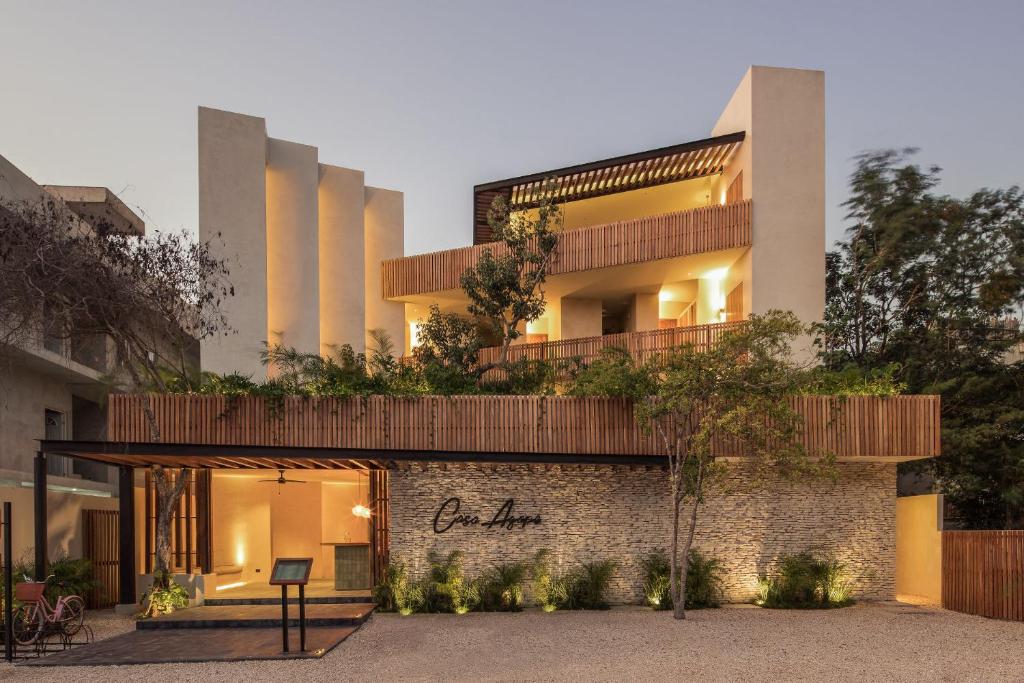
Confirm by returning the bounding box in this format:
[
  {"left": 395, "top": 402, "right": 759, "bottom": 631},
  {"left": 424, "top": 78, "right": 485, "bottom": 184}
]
[
  {"left": 404, "top": 188, "right": 563, "bottom": 392},
  {"left": 820, "top": 149, "right": 1024, "bottom": 528},
  {"left": 412, "top": 305, "right": 484, "bottom": 394},
  {"left": 0, "top": 195, "right": 232, "bottom": 581},
  {"left": 459, "top": 189, "right": 562, "bottom": 373},
  {"left": 570, "top": 311, "right": 830, "bottom": 619}
]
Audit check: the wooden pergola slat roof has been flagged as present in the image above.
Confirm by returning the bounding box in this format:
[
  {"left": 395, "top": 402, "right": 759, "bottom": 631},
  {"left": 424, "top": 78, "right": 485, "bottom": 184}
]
[
  {"left": 473, "top": 131, "right": 745, "bottom": 243},
  {"left": 38, "top": 440, "right": 667, "bottom": 469}
]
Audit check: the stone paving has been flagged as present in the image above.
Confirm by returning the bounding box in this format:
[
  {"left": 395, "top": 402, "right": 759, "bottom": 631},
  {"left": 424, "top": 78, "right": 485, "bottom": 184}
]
[{"left": 20, "top": 626, "right": 355, "bottom": 666}]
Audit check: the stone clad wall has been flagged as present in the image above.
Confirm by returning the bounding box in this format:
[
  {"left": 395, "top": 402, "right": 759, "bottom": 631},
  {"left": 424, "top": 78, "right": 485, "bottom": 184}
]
[{"left": 388, "top": 462, "right": 896, "bottom": 605}]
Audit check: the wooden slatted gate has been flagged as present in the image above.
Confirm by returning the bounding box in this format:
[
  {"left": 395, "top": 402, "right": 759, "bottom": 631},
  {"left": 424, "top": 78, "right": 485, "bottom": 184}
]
[
  {"left": 370, "top": 470, "right": 390, "bottom": 586},
  {"left": 942, "top": 530, "right": 1024, "bottom": 621},
  {"left": 81, "top": 509, "right": 118, "bottom": 609}
]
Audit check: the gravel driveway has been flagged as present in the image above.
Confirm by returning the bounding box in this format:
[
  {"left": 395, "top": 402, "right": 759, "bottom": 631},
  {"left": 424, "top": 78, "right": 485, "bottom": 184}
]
[{"left": 2, "top": 602, "right": 1023, "bottom": 682}]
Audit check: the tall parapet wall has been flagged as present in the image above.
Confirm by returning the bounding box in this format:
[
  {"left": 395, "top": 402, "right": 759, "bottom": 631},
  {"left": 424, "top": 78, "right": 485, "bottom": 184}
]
[
  {"left": 711, "top": 66, "right": 826, "bottom": 355},
  {"left": 198, "top": 107, "right": 404, "bottom": 377}
]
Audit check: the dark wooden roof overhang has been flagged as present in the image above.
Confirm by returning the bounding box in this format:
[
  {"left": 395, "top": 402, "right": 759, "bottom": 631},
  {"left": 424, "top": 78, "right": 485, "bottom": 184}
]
[
  {"left": 472, "top": 131, "right": 745, "bottom": 243},
  {"left": 38, "top": 440, "right": 666, "bottom": 469}
]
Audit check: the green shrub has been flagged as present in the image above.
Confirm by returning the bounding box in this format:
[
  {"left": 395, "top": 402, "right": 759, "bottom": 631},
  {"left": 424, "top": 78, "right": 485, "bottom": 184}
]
[
  {"left": 530, "top": 549, "right": 564, "bottom": 612},
  {"left": 817, "top": 556, "right": 854, "bottom": 605},
  {"left": 561, "top": 560, "right": 617, "bottom": 610},
  {"left": 757, "top": 551, "right": 854, "bottom": 609},
  {"left": 531, "top": 551, "right": 616, "bottom": 611},
  {"left": 373, "top": 560, "right": 426, "bottom": 615},
  {"left": 640, "top": 549, "right": 672, "bottom": 610},
  {"left": 640, "top": 549, "right": 722, "bottom": 610},
  {"left": 140, "top": 570, "right": 189, "bottom": 618},
  {"left": 478, "top": 561, "right": 530, "bottom": 611},
  {"left": 425, "top": 551, "right": 478, "bottom": 614},
  {"left": 685, "top": 550, "right": 723, "bottom": 609}
]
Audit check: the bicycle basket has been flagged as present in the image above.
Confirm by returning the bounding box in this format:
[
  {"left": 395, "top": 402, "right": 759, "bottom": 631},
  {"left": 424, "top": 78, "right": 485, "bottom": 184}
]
[{"left": 15, "top": 582, "right": 46, "bottom": 602}]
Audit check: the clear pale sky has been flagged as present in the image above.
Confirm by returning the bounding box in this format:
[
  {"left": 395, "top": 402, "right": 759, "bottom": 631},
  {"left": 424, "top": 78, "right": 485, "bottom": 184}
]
[{"left": 1, "top": 1, "right": 1021, "bottom": 255}]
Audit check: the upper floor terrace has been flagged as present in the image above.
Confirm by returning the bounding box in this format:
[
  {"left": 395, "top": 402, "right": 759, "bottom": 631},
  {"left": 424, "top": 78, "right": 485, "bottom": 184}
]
[
  {"left": 385, "top": 132, "right": 755, "bottom": 356},
  {"left": 384, "top": 132, "right": 748, "bottom": 300}
]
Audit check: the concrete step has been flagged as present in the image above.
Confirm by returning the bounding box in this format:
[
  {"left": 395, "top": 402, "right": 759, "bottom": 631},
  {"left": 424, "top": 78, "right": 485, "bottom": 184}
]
[
  {"left": 204, "top": 594, "right": 370, "bottom": 606},
  {"left": 137, "top": 602, "right": 375, "bottom": 630}
]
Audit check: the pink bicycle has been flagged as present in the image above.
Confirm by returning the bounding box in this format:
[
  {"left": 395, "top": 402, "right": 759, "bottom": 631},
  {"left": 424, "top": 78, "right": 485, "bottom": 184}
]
[{"left": 11, "top": 575, "right": 86, "bottom": 646}]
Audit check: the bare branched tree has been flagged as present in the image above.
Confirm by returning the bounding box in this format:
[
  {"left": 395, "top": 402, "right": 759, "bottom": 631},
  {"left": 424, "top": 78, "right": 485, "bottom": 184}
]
[{"left": 0, "top": 195, "right": 232, "bottom": 582}]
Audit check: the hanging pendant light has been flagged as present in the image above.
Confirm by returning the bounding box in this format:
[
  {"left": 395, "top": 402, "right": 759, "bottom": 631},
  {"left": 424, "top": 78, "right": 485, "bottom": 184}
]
[{"left": 352, "top": 473, "right": 372, "bottom": 518}]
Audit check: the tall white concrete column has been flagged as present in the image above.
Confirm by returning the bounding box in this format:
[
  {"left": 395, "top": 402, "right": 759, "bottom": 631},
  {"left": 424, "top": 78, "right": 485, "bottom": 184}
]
[
  {"left": 364, "top": 187, "right": 405, "bottom": 353},
  {"left": 198, "top": 107, "right": 268, "bottom": 378},
  {"left": 265, "top": 138, "right": 321, "bottom": 355},
  {"left": 560, "top": 298, "right": 603, "bottom": 340},
  {"left": 627, "top": 293, "right": 659, "bottom": 332},
  {"left": 318, "top": 165, "right": 366, "bottom": 355}
]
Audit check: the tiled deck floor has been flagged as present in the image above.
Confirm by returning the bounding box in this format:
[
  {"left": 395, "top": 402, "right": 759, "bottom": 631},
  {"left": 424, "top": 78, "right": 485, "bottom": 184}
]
[
  {"left": 209, "top": 578, "right": 370, "bottom": 603},
  {"left": 138, "top": 602, "right": 374, "bottom": 629},
  {"left": 21, "top": 626, "right": 354, "bottom": 666}
]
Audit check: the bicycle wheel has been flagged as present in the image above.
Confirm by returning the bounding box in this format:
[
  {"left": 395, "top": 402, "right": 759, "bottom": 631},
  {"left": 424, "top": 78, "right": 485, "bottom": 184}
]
[
  {"left": 59, "top": 596, "right": 86, "bottom": 637},
  {"left": 11, "top": 604, "right": 43, "bottom": 646}
]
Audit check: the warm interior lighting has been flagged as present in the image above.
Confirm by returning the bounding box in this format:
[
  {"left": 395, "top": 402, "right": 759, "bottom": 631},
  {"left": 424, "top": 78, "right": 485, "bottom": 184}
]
[
  {"left": 352, "top": 503, "right": 372, "bottom": 518},
  {"left": 703, "top": 267, "right": 728, "bottom": 282},
  {"left": 658, "top": 289, "right": 673, "bottom": 302},
  {"left": 235, "top": 542, "right": 246, "bottom": 566},
  {"left": 215, "top": 581, "right": 246, "bottom": 591},
  {"left": 409, "top": 322, "right": 421, "bottom": 349},
  {"left": 526, "top": 318, "right": 549, "bottom": 335}
]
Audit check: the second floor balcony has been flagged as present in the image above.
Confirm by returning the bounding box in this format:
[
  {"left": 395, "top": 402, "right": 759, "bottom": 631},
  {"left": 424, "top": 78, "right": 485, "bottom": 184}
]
[
  {"left": 478, "top": 320, "right": 744, "bottom": 369},
  {"left": 383, "top": 199, "right": 752, "bottom": 299}
]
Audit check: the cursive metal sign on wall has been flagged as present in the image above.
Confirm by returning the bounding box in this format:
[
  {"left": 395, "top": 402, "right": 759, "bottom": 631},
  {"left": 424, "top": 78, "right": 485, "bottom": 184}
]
[{"left": 432, "top": 497, "right": 542, "bottom": 533}]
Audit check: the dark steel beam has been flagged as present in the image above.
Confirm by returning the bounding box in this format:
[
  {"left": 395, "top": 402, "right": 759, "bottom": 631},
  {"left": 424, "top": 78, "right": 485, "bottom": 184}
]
[
  {"left": 33, "top": 452, "right": 46, "bottom": 580},
  {"left": 38, "top": 439, "right": 666, "bottom": 467},
  {"left": 118, "top": 465, "right": 136, "bottom": 606}
]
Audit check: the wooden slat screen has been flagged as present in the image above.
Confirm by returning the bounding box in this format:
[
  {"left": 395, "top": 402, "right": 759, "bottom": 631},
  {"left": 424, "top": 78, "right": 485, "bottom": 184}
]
[
  {"left": 473, "top": 187, "right": 511, "bottom": 244},
  {"left": 82, "top": 509, "right": 118, "bottom": 609},
  {"left": 370, "top": 470, "right": 389, "bottom": 585},
  {"left": 107, "top": 393, "right": 941, "bottom": 462},
  {"left": 383, "top": 200, "right": 752, "bottom": 298},
  {"left": 942, "top": 530, "right": 1024, "bottom": 621},
  {"left": 726, "top": 283, "right": 743, "bottom": 322},
  {"left": 726, "top": 171, "right": 743, "bottom": 205},
  {"left": 479, "top": 320, "right": 743, "bottom": 369}
]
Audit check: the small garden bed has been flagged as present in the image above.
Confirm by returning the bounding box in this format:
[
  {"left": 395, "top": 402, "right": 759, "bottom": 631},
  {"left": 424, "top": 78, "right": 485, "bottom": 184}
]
[
  {"left": 374, "top": 547, "right": 728, "bottom": 615},
  {"left": 755, "top": 551, "right": 855, "bottom": 609},
  {"left": 373, "top": 550, "right": 619, "bottom": 615}
]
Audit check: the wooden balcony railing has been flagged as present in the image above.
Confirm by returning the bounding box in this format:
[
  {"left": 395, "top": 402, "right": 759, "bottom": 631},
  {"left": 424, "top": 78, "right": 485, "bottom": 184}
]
[
  {"left": 382, "top": 200, "right": 752, "bottom": 298},
  {"left": 107, "top": 392, "right": 941, "bottom": 463},
  {"left": 479, "top": 321, "right": 745, "bottom": 368}
]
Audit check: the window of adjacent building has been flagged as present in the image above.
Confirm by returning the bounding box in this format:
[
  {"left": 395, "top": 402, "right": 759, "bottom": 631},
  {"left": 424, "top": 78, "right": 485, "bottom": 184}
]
[{"left": 45, "top": 409, "right": 74, "bottom": 477}]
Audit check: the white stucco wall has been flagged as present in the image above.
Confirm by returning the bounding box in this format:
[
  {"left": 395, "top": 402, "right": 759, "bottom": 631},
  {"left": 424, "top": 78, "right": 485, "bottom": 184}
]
[
  {"left": 712, "top": 66, "right": 826, "bottom": 352},
  {"left": 318, "top": 165, "right": 367, "bottom": 354},
  {"left": 198, "top": 107, "right": 269, "bottom": 378},
  {"left": 265, "top": 138, "right": 321, "bottom": 355},
  {"left": 364, "top": 186, "right": 406, "bottom": 352}
]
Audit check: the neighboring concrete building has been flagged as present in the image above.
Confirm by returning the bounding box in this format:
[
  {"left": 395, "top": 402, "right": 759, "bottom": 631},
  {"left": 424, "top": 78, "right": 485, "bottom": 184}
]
[
  {"left": 42, "top": 66, "right": 941, "bottom": 609},
  {"left": 0, "top": 154, "right": 140, "bottom": 561}
]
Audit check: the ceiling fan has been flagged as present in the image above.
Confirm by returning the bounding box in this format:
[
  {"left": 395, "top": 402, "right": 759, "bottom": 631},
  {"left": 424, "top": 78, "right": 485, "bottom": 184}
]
[{"left": 258, "top": 469, "right": 307, "bottom": 491}]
